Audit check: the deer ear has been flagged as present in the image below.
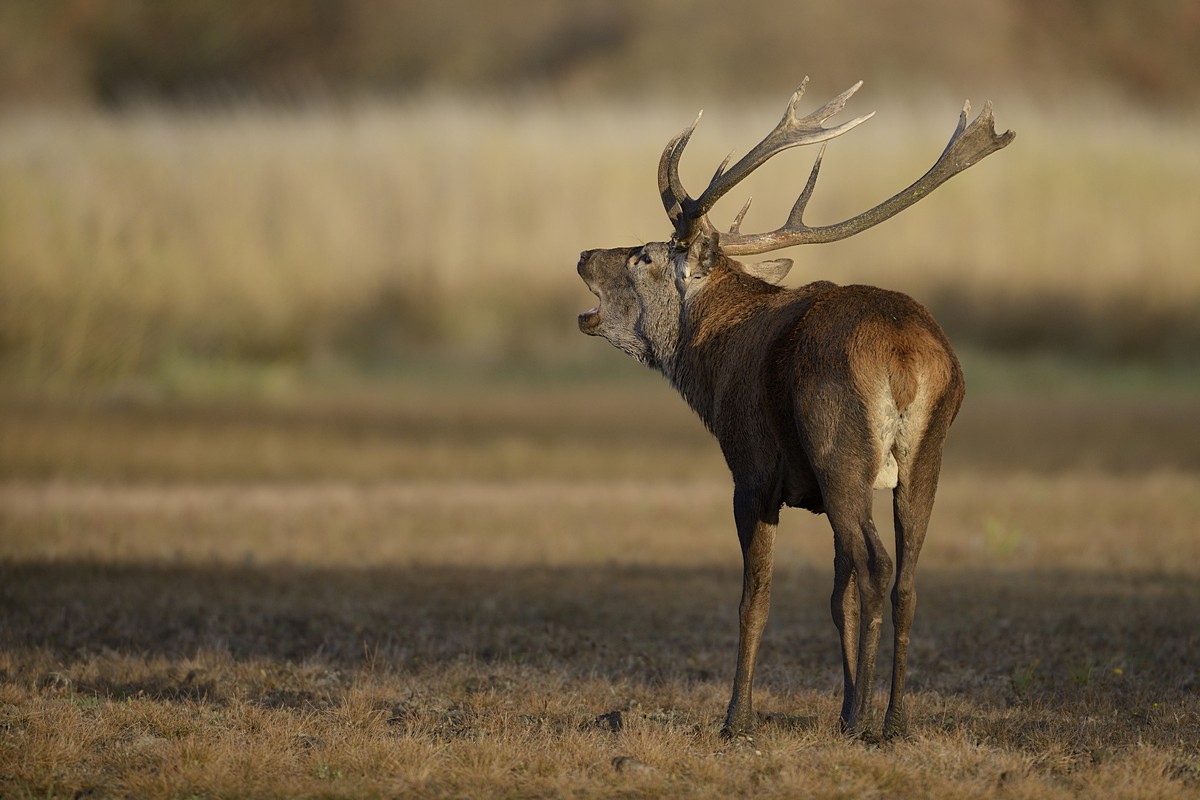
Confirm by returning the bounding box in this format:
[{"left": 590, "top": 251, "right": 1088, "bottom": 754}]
[
  {"left": 683, "top": 231, "right": 721, "bottom": 280},
  {"left": 744, "top": 258, "right": 793, "bottom": 285}
]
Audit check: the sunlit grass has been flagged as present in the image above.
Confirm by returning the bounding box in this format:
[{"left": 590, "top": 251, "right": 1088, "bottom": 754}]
[{"left": 4, "top": 452, "right": 1200, "bottom": 797}]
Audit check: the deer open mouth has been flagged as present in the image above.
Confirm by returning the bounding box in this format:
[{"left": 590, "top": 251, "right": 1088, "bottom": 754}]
[{"left": 578, "top": 288, "right": 603, "bottom": 333}]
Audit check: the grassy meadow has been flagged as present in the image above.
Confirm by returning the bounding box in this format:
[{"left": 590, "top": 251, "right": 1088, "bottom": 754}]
[
  {"left": 3, "top": 382, "right": 1200, "bottom": 798},
  {"left": 2, "top": 95, "right": 1200, "bottom": 797}
]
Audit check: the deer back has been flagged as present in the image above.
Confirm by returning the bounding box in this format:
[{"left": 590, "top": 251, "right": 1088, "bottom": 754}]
[{"left": 671, "top": 252, "right": 963, "bottom": 508}]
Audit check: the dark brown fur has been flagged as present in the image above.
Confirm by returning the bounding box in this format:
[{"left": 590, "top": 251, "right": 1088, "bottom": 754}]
[
  {"left": 579, "top": 236, "right": 963, "bottom": 739},
  {"left": 677, "top": 244, "right": 962, "bottom": 738}
]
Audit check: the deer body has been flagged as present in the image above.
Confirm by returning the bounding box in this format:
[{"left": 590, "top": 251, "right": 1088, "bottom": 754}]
[
  {"left": 576, "top": 80, "right": 1011, "bottom": 739},
  {"left": 676, "top": 249, "right": 964, "bottom": 736},
  {"left": 674, "top": 259, "right": 962, "bottom": 513}
]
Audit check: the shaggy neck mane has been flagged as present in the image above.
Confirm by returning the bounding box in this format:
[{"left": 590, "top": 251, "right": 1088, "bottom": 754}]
[{"left": 666, "top": 262, "right": 780, "bottom": 430}]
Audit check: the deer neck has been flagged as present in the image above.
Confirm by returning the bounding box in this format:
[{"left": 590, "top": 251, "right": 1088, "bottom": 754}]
[{"left": 666, "top": 267, "right": 776, "bottom": 430}]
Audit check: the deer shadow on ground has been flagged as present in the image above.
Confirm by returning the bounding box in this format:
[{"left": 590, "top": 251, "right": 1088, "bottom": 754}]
[{"left": 4, "top": 560, "right": 1197, "bottom": 742}]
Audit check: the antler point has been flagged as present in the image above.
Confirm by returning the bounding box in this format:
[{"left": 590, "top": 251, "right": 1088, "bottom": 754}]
[{"left": 790, "top": 77, "right": 810, "bottom": 106}]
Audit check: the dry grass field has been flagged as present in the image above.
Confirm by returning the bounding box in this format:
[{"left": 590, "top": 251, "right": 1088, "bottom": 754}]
[
  {"left": 3, "top": 372, "right": 1200, "bottom": 798},
  {"left": 1, "top": 78, "right": 1199, "bottom": 800}
]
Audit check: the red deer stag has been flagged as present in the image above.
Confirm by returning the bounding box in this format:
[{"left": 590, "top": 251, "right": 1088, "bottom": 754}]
[{"left": 577, "top": 79, "right": 1014, "bottom": 740}]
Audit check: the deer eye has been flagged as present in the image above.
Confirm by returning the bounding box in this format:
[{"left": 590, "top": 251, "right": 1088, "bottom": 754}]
[{"left": 635, "top": 251, "right": 652, "bottom": 266}]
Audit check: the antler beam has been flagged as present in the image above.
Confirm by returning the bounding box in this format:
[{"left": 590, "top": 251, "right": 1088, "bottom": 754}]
[
  {"left": 719, "top": 99, "right": 1016, "bottom": 255},
  {"left": 658, "top": 80, "right": 1016, "bottom": 255}
]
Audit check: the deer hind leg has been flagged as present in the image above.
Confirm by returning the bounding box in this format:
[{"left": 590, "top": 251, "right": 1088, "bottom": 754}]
[
  {"left": 826, "top": 487, "right": 893, "bottom": 739},
  {"left": 831, "top": 552, "right": 859, "bottom": 727},
  {"left": 882, "top": 474, "right": 932, "bottom": 740},
  {"left": 883, "top": 400, "right": 954, "bottom": 740},
  {"left": 723, "top": 485, "right": 778, "bottom": 738}
]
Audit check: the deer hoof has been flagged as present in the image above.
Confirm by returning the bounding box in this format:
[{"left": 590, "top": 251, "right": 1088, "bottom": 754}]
[
  {"left": 721, "top": 711, "right": 756, "bottom": 739},
  {"left": 841, "top": 717, "right": 881, "bottom": 744},
  {"left": 883, "top": 710, "right": 911, "bottom": 741}
]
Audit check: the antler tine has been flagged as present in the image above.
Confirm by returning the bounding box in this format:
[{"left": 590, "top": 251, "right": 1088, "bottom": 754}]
[
  {"left": 729, "top": 197, "right": 753, "bottom": 234},
  {"left": 660, "top": 80, "right": 876, "bottom": 249},
  {"left": 788, "top": 79, "right": 861, "bottom": 129},
  {"left": 786, "top": 143, "right": 827, "bottom": 226},
  {"left": 719, "top": 98, "right": 1015, "bottom": 255},
  {"left": 711, "top": 152, "right": 735, "bottom": 188},
  {"left": 658, "top": 111, "right": 702, "bottom": 226},
  {"left": 783, "top": 75, "right": 810, "bottom": 121},
  {"left": 692, "top": 83, "right": 874, "bottom": 219}
]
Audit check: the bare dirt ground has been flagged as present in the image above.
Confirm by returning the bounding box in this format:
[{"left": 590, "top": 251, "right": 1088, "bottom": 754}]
[{"left": 2, "top": 381, "right": 1199, "bottom": 797}]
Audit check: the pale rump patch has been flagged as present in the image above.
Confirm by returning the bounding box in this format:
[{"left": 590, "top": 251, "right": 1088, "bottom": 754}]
[
  {"left": 874, "top": 451, "right": 899, "bottom": 490},
  {"left": 849, "top": 319, "right": 951, "bottom": 492},
  {"left": 872, "top": 390, "right": 901, "bottom": 489},
  {"left": 868, "top": 368, "right": 939, "bottom": 491}
]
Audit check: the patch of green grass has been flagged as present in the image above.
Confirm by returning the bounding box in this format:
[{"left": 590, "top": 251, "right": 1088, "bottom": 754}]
[{"left": 959, "top": 348, "right": 1200, "bottom": 395}]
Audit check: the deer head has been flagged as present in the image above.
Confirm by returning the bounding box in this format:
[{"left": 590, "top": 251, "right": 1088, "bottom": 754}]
[{"left": 577, "top": 242, "right": 680, "bottom": 369}]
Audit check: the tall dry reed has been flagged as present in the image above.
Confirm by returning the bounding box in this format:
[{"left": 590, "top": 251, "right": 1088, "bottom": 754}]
[{"left": 1, "top": 94, "right": 1196, "bottom": 389}]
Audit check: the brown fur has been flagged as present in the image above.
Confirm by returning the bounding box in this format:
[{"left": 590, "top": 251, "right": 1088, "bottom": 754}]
[
  {"left": 577, "top": 84, "right": 1009, "bottom": 740},
  {"left": 579, "top": 237, "right": 963, "bottom": 740}
]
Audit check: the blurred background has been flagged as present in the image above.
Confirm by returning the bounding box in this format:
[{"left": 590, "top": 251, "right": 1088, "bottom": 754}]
[
  {"left": 4, "top": 9, "right": 1200, "bottom": 793},
  {"left": 0, "top": 0, "right": 1197, "bottom": 478}
]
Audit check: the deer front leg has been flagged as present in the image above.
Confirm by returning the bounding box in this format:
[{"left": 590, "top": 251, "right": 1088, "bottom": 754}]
[{"left": 723, "top": 487, "right": 778, "bottom": 738}]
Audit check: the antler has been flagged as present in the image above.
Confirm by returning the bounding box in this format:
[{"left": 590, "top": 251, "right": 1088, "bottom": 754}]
[
  {"left": 659, "top": 77, "right": 874, "bottom": 250},
  {"left": 660, "top": 80, "right": 1016, "bottom": 256}
]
